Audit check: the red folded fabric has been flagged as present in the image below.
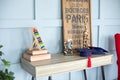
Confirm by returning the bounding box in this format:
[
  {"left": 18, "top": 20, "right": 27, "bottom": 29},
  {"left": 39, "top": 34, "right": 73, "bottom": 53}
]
[{"left": 115, "top": 33, "right": 120, "bottom": 80}]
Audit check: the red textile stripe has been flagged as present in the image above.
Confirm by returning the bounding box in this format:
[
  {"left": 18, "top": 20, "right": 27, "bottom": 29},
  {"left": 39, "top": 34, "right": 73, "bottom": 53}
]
[
  {"left": 87, "top": 56, "right": 91, "bottom": 68},
  {"left": 115, "top": 33, "right": 120, "bottom": 80}
]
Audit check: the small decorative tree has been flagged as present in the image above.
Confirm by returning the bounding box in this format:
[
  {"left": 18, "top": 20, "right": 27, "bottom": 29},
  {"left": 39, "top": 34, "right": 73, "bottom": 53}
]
[{"left": 0, "top": 45, "right": 15, "bottom": 80}]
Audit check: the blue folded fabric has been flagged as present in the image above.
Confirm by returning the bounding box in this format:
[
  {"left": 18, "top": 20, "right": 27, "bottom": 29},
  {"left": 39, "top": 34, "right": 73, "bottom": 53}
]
[
  {"left": 76, "top": 48, "right": 92, "bottom": 57},
  {"left": 76, "top": 47, "right": 108, "bottom": 57},
  {"left": 89, "top": 47, "right": 108, "bottom": 54}
]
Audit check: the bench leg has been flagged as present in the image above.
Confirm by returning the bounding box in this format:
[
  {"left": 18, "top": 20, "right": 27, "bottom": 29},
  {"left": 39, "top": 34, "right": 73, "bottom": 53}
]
[
  {"left": 32, "top": 76, "right": 36, "bottom": 80},
  {"left": 83, "top": 70, "right": 87, "bottom": 80},
  {"left": 101, "top": 66, "right": 105, "bottom": 80},
  {"left": 32, "top": 76, "right": 52, "bottom": 80},
  {"left": 48, "top": 76, "right": 52, "bottom": 80}
]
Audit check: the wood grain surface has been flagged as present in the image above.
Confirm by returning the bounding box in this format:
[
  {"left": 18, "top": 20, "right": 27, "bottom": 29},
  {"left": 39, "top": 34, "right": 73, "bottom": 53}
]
[{"left": 21, "top": 53, "right": 113, "bottom": 78}]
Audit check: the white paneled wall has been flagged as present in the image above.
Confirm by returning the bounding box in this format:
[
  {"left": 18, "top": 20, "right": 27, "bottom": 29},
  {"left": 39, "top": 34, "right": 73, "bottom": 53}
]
[
  {"left": 36, "top": 0, "right": 61, "bottom": 19},
  {"left": 0, "top": 0, "right": 120, "bottom": 80},
  {"left": 0, "top": 0, "right": 34, "bottom": 20},
  {"left": 101, "top": 0, "right": 120, "bottom": 19}
]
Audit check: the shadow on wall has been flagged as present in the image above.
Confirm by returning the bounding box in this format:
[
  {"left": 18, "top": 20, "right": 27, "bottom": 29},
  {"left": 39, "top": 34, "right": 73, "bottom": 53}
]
[{"left": 108, "top": 36, "right": 116, "bottom": 51}]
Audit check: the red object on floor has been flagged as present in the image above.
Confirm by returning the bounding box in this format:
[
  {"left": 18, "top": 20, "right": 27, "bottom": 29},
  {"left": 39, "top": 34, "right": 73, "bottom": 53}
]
[
  {"left": 87, "top": 56, "right": 91, "bottom": 68},
  {"left": 115, "top": 33, "right": 120, "bottom": 80}
]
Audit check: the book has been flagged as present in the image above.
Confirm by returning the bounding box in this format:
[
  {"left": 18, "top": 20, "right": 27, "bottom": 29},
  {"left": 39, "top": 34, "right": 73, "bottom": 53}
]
[
  {"left": 23, "top": 53, "right": 51, "bottom": 62},
  {"left": 27, "top": 49, "right": 48, "bottom": 55}
]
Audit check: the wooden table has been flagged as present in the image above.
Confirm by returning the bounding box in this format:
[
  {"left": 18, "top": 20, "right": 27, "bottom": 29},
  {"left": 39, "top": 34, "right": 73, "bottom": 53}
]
[{"left": 21, "top": 53, "right": 113, "bottom": 80}]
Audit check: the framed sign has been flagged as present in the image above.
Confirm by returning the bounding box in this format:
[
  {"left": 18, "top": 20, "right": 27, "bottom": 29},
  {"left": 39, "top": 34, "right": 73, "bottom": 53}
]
[{"left": 62, "top": 0, "right": 92, "bottom": 55}]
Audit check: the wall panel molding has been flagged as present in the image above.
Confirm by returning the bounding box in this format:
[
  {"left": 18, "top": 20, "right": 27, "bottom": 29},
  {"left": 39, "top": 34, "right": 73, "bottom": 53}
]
[
  {"left": 0, "top": 19, "right": 120, "bottom": 29},
  {"left": 0, "top": 0, "right": 34, "bottom": 20},
  {"left": 99, "top": 25, "right": 120, "bottom": 51},
  {"left": 0, "top": 19, "right": 120, "bottom": 28},
  {"left": 0, "top": 19, "right": 62, "bottom": 28}
]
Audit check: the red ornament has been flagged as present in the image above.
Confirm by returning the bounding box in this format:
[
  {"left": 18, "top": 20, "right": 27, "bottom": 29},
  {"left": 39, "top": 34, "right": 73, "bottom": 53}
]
[{"left": 33, "top": 28, "right": 38, "bottom": 33}]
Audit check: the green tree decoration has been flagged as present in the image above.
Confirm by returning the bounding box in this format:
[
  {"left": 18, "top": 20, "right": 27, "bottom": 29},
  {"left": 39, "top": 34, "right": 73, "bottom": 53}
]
[{"left": 0, "top": 45, "right": 15, "bottom": 80}]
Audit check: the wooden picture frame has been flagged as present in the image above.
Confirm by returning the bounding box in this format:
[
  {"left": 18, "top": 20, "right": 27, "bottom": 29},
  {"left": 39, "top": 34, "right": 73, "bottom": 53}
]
[{"left": 62, "top": 0, "right": 92, "bottom": 55}]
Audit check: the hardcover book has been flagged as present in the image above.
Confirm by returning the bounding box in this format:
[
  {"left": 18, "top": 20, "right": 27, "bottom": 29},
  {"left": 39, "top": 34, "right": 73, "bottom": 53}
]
[
  {"left": 23, "top": 53, "right": 51, "bottom": 62},
  {"left": 27, "top": 49, "right": 48, "bottom": 55}
]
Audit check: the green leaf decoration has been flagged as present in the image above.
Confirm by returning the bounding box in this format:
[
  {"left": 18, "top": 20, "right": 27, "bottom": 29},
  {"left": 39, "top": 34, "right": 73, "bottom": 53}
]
[
  {"left": 0, "top": 69, "right": 15, "bottom": 80},
  {"left": 0, "top": 51, "right": 4, "bottom": 56},
  {"left": 5, "top": 69, "right": 8, "bottom": 73},
  {"left": 0, "top": 44, "right": 15, "bottom": 80},
  {"left": 0, "top": 45, "right": 3, "bottom": 48},
  {"left": 9, "top": 71, "right": 14, "bottom": 77},
  {"left": 1, "top": 59, "right": 11, "bottom": 67}
]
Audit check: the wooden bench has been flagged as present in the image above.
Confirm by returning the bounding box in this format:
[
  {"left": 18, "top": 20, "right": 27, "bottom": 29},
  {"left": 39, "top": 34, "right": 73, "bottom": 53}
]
[{"left": 21, "top": 53, "right": 113, "bottom": 80}]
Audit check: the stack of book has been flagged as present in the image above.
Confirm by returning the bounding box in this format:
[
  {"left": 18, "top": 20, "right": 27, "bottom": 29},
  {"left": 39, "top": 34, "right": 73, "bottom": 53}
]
[{"left": 23, "top": 49, "right": 51, "bottom": 62}]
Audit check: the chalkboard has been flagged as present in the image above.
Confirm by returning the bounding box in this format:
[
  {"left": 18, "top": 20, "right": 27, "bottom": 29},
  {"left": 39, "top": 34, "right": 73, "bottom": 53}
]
[{"left": 62, "top": 0, "right": 92, "bottom": 55}]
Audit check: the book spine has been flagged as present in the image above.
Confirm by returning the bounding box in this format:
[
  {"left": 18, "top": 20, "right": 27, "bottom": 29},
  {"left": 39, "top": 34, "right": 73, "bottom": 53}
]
[
  {"left": 27, "top": 50, "right": 48, "bottom": 55},
  {"left": 23, "top": 53, "right": 51, "bottom": 62}
]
